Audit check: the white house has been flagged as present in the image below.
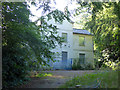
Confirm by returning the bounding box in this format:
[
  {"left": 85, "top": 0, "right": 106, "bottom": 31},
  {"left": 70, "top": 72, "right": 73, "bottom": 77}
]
[{"left": 45, "top": 19, "right": 94, "bottom": 70}]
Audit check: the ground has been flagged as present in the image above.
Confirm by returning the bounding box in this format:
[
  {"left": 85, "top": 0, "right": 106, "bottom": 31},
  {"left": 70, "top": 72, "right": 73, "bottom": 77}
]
[{"left": 18, "top": 70, "right": 96, "bottom": 88}]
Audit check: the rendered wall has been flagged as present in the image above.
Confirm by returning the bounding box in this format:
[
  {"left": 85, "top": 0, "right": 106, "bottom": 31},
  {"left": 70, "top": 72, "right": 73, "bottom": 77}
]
[
  {"left": 73, "top": 34, "right": 94, "bottom": 67},
  {"left": 46, "top": 19, "right": 94, "bottom": 69},
  {"left": 48, "top": 19, "right": 73, "bottom": 69}
]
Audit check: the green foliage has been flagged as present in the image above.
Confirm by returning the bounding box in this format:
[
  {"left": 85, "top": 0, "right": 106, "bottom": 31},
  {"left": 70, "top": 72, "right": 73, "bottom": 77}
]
[
  {"left": 35, "top": 73, "right": 52, "bottom": 77},
  {"left": 2, "top": 2, "right": 32, "bottom": 88},
  {"left": 60, "top": 70, "right": 119, "bottom": 88},
  {"left": 27, "top": 71, "right": 53, "bottom": 78},
  {"left": 2, "top": 2, "right": 70, "bottom": 88},
  {"left": 84, "top": 2, "right": 120, "bottom": 68},
  {"left": 72, "top": 58, "right": 94, "bottom": 70},
  {"left": 74, "top": 2, "right": 120, "bottom": 69},
  {"left": 94, "top": 58, "right": 110, "bottom": 70}
]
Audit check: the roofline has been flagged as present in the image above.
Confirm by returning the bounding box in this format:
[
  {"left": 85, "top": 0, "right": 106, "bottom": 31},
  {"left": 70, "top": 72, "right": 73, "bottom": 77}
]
[
  {"left": 73, "top": 32, "right": 94, "bottom": 36},
  {"left": 73, "top": 28, "right": 83, "bottom": 30},
  {"left": 73, "top": 28, "right": 93, "bottom": 36}
]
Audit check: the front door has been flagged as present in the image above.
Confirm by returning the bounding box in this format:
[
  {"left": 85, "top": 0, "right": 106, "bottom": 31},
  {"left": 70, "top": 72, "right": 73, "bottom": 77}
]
[{"left": 62, "top": 51, "right": 67, "bottom": 69}]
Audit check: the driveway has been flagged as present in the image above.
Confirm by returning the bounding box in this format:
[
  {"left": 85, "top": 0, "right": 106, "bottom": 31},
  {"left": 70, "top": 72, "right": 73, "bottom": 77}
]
[{"left": 19, "top": 70, "right": 95, "bottom": 88}]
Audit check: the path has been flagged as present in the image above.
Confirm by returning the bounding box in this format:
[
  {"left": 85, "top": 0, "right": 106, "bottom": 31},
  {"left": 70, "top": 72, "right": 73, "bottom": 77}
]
[{"left": 19, "top": 70, "right": 95, "bottom": 88}]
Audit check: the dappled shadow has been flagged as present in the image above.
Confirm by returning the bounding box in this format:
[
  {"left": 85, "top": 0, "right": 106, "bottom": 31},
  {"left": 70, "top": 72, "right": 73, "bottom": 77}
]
[
  {"left": 18, "top": 70, "right": 96, "bottom": 88},
  {"left": 48, "top": 75, "right": 65, "bottom": 78}
]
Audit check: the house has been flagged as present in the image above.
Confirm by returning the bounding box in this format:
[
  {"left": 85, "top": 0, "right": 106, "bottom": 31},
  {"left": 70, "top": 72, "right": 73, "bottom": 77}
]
[{"left": 45, "top": 19, "right": 94, "bottom": 70}]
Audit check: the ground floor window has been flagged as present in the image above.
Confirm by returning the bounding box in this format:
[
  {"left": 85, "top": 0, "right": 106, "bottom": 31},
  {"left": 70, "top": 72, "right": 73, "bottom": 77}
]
[
  {"left": 79, "top": 53, "right": 85, "bottom": 64},
  {"left": 62, "top": 51, "right": 67, "bottom": 62}
]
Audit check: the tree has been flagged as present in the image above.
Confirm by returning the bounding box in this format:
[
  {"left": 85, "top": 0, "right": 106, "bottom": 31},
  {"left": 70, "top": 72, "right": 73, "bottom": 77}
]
[
  {"left": 84, "top": 2, "right": 120, "bottom": 69},
  {"left": 2, "top": 2, "right": 70, "bottom": 88}
]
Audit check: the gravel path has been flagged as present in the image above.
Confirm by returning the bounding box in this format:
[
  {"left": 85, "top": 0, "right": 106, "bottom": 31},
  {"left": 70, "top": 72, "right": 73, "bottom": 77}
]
[{"left": 19, "top": 70, "right": 96, "bottom": 88}]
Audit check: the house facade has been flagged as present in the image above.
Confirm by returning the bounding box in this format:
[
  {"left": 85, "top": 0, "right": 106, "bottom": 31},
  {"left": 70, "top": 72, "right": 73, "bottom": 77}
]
[{"left": 46, "top": 19, "right": 94, "bottom": 70}]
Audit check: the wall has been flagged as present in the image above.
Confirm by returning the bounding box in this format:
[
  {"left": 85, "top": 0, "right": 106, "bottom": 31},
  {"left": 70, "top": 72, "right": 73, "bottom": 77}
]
[
  {"left": 48, "top": 19, "right": 73, "bottom": 69},
  {"left": 73, "top": 34, "right": 94, "bottom": 67},
  {"left": 46, "top": 18, "right": 94, "bottom": 69}
]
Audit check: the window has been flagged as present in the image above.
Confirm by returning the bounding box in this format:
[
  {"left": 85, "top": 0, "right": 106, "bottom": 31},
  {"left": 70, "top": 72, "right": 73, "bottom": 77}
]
[
  {"left": 79, "top": 53, "right": 85, "bottom": 64},
  {"left": 62, "top": 33, "right": 67, "bottom": 42},
  {"left": 62, "top": 51, "right": 67, "bottom": 61},
  {"left": 62, "top": 51, "right": 67, "bottom": 64},
  {"left": 79, "top": 36, "right": 85, "bottom": 46}
]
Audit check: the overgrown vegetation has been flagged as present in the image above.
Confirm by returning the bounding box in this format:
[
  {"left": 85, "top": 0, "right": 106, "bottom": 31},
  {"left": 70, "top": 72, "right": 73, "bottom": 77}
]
[
  {"left": 72, "top": 58, "right": 94, "bottom": 70},
  {"left": 35, "top": 73, "right": 52, "bottom": 77},
  {"left": 73, "top": 2, "right": 120, "bottom": 69},
  {"left": 60, "top": 70, "right": 119, "bottom": 88},
  {"left": 84, "top": 2, "right": 120, "bottom": 69},
  {"left": 29, "top": 71, "right": 53, "bottom": 78},
  {"left": 2, "top": 2, "right": 70, "bottom": 88},
  {"left": 2, "top": 1, "right": 120, "bottom": 88}
]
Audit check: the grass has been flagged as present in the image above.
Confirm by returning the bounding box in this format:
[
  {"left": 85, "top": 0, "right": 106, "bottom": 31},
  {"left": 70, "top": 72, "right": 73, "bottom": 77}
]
[
  {"left": 35, "top": 72, "right": 53, "bottom": 77},
  {"left": 60, "top": 70, "right": 119, "bottom": 88},
  {"left": 28, "top": 71, "right": 53, "bottom": 78}
]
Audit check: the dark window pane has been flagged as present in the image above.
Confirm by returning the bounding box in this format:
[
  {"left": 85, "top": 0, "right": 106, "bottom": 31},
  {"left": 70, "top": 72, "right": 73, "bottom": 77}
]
[{"left": 79, "top": 53, "right": 85, "bottom": 64}]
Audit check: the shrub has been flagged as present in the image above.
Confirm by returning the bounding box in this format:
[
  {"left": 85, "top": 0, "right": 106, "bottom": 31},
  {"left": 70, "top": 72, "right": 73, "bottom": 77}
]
[
  {"left": 2, "top": 46, "right": 30, "bottom": 88},
  {"left": 72, "top": 59, "right": 94, "bottom": 70}
]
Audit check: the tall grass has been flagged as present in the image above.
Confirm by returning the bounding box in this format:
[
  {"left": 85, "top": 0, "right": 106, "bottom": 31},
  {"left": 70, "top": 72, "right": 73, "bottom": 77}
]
[{"left": 60, "top": 70, "right": 119, "bottom": 88}]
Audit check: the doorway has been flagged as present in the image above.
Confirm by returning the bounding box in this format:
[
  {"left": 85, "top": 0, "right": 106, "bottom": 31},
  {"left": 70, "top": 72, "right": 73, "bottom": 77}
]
[{"left": 62, "top": 51, "right": 67, "bottom": 69}]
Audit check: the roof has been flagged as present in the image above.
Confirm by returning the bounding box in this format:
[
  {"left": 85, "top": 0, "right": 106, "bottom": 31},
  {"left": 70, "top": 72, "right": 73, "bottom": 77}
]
[{"left": 73, "top": 28, "right": 93, "bottom": 35}]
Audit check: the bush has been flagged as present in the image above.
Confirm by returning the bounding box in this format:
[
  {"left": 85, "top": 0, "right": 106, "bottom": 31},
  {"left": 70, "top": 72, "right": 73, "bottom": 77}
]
[
  {"left": 94, "top": 59, "right": 105, "bottom": 69},
  {"left": 72, "top": 59, "right": 94, "bottom": 70},
  {"left": 85, "top": 63, "right": 94, "bottom": 70},
  {"left": 2, "top": 47, "right": 30, "bottom": 88},
  {"left": 72, "top": 63, "right": 94, "bottom": 70}
]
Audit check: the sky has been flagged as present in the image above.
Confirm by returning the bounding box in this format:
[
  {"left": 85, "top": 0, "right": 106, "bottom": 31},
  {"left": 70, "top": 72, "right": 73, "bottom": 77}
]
[
  {"left": 28, "top": 0, "right": 91, "bottom": 29},
  {"left": 29, "top": 0, "right": 79, "bottom": 22}
]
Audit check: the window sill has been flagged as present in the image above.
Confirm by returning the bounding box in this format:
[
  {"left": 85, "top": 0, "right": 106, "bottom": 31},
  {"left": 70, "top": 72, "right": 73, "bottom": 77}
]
[{"left": 79, "top": 45, "right": 85, "bottom": 46}]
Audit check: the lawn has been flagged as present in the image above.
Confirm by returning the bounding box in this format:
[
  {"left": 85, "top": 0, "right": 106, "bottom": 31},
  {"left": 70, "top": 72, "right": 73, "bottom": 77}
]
[{"left": 60, "top": 70, "right": 119, "bottom": 88}]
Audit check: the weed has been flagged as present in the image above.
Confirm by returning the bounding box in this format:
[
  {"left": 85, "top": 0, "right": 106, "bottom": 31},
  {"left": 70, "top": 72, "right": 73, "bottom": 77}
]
[{"left": 60, "top": 70, "right": 119, "bottom": 88}]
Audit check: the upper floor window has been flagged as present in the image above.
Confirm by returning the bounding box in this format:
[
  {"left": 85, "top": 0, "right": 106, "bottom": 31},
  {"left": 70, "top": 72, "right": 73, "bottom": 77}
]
[
  {"left": 62, "top": 33, "right": 67, "bottom": 42},
  {"left": 79, "top": 36, "right": 85, "bottom": 46}
]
